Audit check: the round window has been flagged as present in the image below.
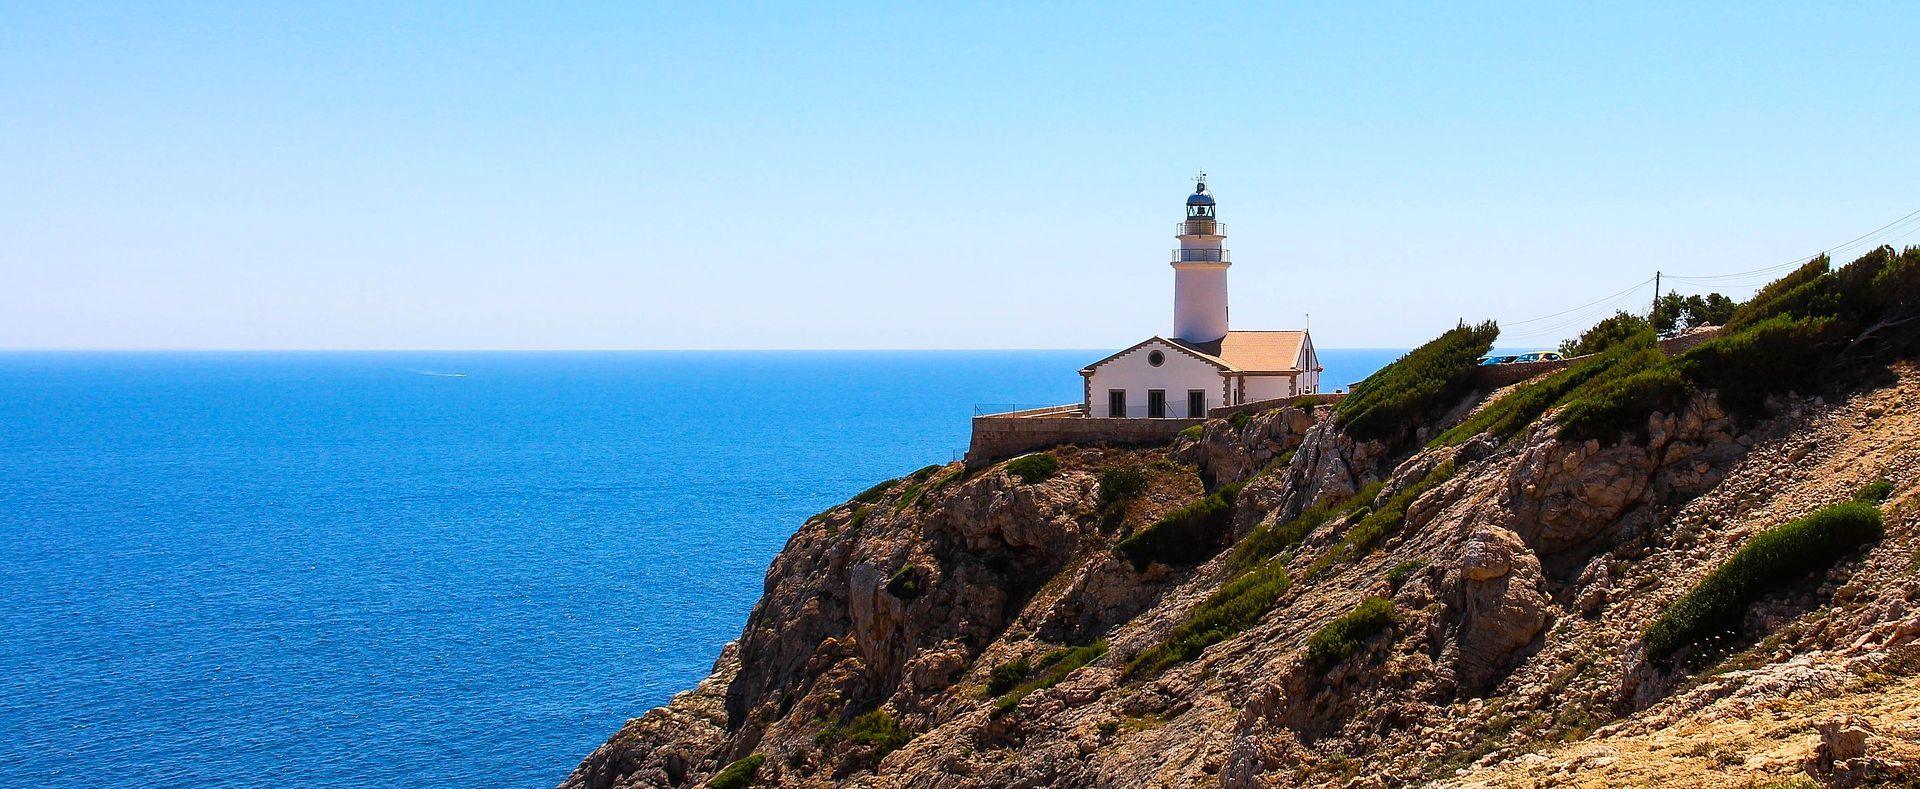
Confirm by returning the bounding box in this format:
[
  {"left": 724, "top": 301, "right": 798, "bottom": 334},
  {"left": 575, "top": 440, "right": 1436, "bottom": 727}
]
[{"left": 1148, "top": 350, "right": 1165, "bottom": 367}]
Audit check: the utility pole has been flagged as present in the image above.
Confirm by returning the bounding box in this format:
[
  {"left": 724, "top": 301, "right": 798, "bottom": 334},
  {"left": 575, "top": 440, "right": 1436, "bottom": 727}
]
[{"left": 1651, "top": 271, "right": 1662, "bottom": 323}]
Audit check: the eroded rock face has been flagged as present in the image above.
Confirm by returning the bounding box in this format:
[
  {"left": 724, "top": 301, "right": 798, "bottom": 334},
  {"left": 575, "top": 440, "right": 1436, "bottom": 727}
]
[
  {"left": 1275, "top": 415, "right": 1388, "bottom": 519},
  {"left": 1439, "top": 526, "right": 1550, "bottom": 693},
  {"left": 1506, "top": 394, "right": 1740, "bottom": 555},
  {"left": 1175, "top": 406, "right": 1322, "bottom": 486}
]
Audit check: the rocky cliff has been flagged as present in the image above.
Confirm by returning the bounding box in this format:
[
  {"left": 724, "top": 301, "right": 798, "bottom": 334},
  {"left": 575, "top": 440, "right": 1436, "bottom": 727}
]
[{"left": 564, "top": 250, "right": 1920, "bottom": 787}]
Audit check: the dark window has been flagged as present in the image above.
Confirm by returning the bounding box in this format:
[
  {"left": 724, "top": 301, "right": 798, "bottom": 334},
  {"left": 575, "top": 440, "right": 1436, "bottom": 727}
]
[
  {"left": 1108, "top": 390, "right": 1127, "bottom": 418},
  {"left": 1188, "top": 390, "right": 1206, "bottom": 418},
  {"left": 1147, "top": 390, "right": 1166, "bottom": 419},
  {"left": 1147, "top": 350, "right": 1165, "bottom": 367}
]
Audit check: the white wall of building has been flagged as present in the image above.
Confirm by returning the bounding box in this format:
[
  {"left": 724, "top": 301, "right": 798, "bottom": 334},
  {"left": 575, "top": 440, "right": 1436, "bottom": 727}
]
[
  {"left": 1244, "top": 374, "right": 1299, "bottom": 403},
  {"left": 1085, "top": 339, "right": 1225, "bottom": 418}
]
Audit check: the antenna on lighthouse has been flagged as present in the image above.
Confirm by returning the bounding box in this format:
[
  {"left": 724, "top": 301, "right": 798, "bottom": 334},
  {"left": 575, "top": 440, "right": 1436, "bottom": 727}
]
[{"left": 1193, "top": 170, "right": 1208, "bottom": 190}]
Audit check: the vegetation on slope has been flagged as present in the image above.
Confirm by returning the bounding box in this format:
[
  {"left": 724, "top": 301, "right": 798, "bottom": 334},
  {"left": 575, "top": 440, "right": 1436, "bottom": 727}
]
[
  {"left": 1645, "top": 500, "right": 1885, "bottom": 660},
  {"left": 1335, "top": 321, "right": 1500, "bottom": 445},
  {"left": 1305, "top": 461, "right": 1456, "bottom": 578},
  {"left": 1115, "top": 482, "right": 1243, "bottom": 571},
  {"left": 1125, "top": 486, "right": 1382, "bottom": 678},
  {"left": 816, "top": 710, "right": 911, "bottom": 761},
  {"left": 1559, "top": 311, "right": 1655, "bottom": 358},
  {"left": 1440, "top": 246, "right": 1920, "bottom": 448},
  {"left": 1126, "top": 559, "right": 1292, "bottom": 677},
  {"left": 1005, "top": 452, "right": 1061, "bottom": 484},
  {"left": 992, "top": 641, "right": 1109, "bottom": 715},
  {"left": 1306, "top": 596, "right": 1399, "bottom": 671},
  {"left": 706, "top": 754, "right": 765, "bottom": 789}
]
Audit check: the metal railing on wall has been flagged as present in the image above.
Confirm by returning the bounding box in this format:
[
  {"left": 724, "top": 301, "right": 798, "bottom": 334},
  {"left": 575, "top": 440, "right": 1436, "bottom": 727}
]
[{"left": 973, "top": 403, "right": 1085, "bottom": 418}]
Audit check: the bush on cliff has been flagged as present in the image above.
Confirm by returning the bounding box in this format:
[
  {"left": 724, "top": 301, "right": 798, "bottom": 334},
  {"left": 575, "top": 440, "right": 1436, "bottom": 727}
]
[
  {"left": 984, "top": 656, "right": 1030, "bottom": 696},
  {"left": 1857, "top": 477, "right": 1895, "bottom": 505},
  {"left": 1004, "top": 452, "right": 1060, "bottom": 484},
  {"left": 1127, "top": 559, "right": 1292, "bottom": 678},
  {"left": 1305, "top": 596, "right": 1399, "bottom": 671},
  {"left": 1305, "top": 461, "right": 1454, "bottom": 578},
  {"left": 852, "top": 478, "right": 897, "bottom": 504},
  {"left": 1115, "top": 482, "right": 1242, "bottom": 571},
  {"left": 1335, "top": 321, "right": 1499, "bottom": 445},
  {"left": 706, "top": 754, "right": 765, "bottom": 789},
  {"left": 885, "top": 563, "right": 924, "bottom": 601},
  {"left": 1096, "top": 464, "right": 1149, "bottom": 524},
  {"left": 1435, "top": 333, "right": 1661, "bottom": 447},
  {"left": 816, "top": 709, "right": 911, "bottom": 760},
  {"left": 1645, "top": 501, "right": 1884, "bottom": 661},
  {"left": 993, "top": 641, "right": 1108, "bottom": 715},
  {"left": 1226, "top": 483, "right": 1381, "bottom": 575}
]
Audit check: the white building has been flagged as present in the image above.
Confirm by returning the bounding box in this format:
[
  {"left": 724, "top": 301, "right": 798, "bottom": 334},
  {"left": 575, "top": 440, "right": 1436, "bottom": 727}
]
[{"left": 1081, "top": 177, "right": 1320, "bottom": 418}]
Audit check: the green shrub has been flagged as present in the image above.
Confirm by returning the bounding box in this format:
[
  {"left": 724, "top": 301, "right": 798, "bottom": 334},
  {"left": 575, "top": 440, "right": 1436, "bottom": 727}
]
[
  {"left": 993, "top": 641, "right": 1108, "bottom": 715},
  {"left": 1336, "top": 321, "right": 1499, "bottom": 444},
  {"left": 706, "top": 754, "right": 765, "bottom": 789},
  {"left": 1726, "top": 255, "right": 1831, "bottom": 331},
  {"left": 853, "top": 478, "right": 898, "bottom": 504},
  {"left": 1673, "top": 314, "right": 1840, "bottom": 415},
  {"left": 1226, "top": 484, "right": 1381, "bottom": 575},
  {"left": 1386, "top": 560, "right": 1423, "bottom": 588},
  {"left": 1096, "top": 464, "right": 1150, "bottom": 524},
  {"left": 1005, "top": 453, "right": 1061, "bottom": 484},
  {"left": 1289, "top": 395, "right": 1321, "bottom": 411},
  {"left": 912, "top": 467, "right": 963, "bottom": 509},
  {"left": 1305, "top": 462, "right": 1454, "bottom": 578},
  {"left": 1559, "top": 311, "right": 1654, "bottom": 357},
  {"left": 1645, "top": 501, "right": 1884, "bottom": 660},
  {"left": 1177, "top": 424, "right": 1204, "bottom": 440},
  {"left": 1126, "top": 559, "right": 1292, "bottom": 677},
  {"left": 1305, "top": 596, "right": 1399, "bottom": 671},
  {"left": 885, "top": 564, "right": 924, "bottom": 600},
  {"left": 1115, "top": 483, "right": 1242, "bottom": 571},
  {"left": 1857, "top": 477, "right": 1895, "bottom": 504},
  {"left": 1554, "top": 360, "right": 1691, "bottom": 444},
  {"left": 985, "top": 656, "right": 1030, "bottom": 696},
  {"left": 817, "top": 709, "right": 912, "bottom": 759},
  {"left": 1228, "top": 411, "right": 1253, "bottom": 430},
  {"left": 908, "top": 464, "right": 944, "bottom": 482},
  {"left": 846, "top": 505, "right": 874, "bottom": 531},
  {"left": 1436, "top": 335, "right": 1658, "bottom": 446}
]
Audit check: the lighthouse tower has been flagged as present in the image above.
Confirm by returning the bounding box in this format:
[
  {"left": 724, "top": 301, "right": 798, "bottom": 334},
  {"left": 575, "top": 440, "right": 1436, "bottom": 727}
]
[{"left": 1172, "top": 173, "right": 1230, "bottom": 343}]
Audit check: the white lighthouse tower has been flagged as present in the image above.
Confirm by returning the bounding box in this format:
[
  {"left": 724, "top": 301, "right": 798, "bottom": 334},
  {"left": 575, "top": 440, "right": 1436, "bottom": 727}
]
[{"left": 1172, "top": 173, "right": 1230, "bottom": 343}]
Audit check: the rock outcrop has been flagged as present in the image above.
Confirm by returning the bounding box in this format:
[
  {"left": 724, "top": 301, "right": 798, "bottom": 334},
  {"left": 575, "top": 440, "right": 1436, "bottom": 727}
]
[{"left": 564, "top": 364, "right": 1920, "bottom": 789}]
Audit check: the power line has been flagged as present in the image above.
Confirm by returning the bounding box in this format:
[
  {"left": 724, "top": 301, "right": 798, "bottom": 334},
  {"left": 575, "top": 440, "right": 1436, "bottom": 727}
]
[
  {"left": 1501, "top": 276, "right": 1656, "bottom": 326},
  {"left": 1666, "top": 207, "right": 1920, "bottom": 280}
]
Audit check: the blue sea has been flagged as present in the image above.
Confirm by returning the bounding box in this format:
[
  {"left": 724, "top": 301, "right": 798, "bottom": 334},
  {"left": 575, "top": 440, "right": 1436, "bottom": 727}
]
[{"left": 0, "top": 349, "right": 1401, "bottom": 787}]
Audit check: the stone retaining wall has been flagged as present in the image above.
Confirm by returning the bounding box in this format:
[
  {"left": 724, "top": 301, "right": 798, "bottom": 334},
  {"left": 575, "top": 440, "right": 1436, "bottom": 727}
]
[{"left": 965, "top": 412, "right": 1201, "bottom": 467}]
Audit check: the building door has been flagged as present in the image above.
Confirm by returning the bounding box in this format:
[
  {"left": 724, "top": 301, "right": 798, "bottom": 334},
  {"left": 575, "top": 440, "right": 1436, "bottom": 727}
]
[
  {"left": 1108, "top": 390, "right": 1126, "bottom": 418},
  {"left": 1147, "top": 390, "right": 1166, "bottom": 419},
  {"left": 1187, "top": 390, "right": 1206, "bottom": 418}
]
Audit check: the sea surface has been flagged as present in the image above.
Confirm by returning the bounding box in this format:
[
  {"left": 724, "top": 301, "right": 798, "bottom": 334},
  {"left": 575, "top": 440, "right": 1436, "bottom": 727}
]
[{"left": 0, "top": 349, "right": 1403, "bottom": 787}]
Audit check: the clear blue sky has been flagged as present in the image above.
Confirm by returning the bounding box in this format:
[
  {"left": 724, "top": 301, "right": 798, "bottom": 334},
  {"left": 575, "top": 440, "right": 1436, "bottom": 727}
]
[{"left": 3, "top": 2, "right": 1916, "bottom": 350}]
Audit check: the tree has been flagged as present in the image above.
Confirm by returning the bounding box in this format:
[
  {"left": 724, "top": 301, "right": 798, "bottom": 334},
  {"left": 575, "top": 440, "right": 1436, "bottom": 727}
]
[
  {"left": 1561, "top": 311, "right": 1654, "bottom": 357},
  {"left": 1652, "top": 290, "right": 1737, "bottom": 337}
]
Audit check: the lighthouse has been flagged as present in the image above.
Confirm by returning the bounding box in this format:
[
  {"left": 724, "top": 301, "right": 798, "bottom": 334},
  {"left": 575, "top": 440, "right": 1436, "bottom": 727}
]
[
  {"left": 1073, "top": 174, "right": 1321, "bottom": 419},
  {"left": 1172, "top": 173, "right": 1230, "bottom": 343}
]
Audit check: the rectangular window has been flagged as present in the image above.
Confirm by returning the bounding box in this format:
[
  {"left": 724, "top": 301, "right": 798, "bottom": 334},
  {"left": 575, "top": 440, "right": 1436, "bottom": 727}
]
[
  {"left": 1108, "top": 390, "right": 1127, "bottom": 418},
  {"left": 1147, "top": 390, "right": 1166, "bottom": 419},
  {"left": 1188, "top": 390, "right": 1206, "bottom": 418}
]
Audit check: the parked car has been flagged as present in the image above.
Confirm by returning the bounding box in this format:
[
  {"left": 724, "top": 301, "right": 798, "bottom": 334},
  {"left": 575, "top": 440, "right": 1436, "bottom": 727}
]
[
  {"left": 1513, "top": 351, "right": 1565, "bottom": 363},
  {"left": 1478, "top": 355, "right": 1519, "bottom": 365}
]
